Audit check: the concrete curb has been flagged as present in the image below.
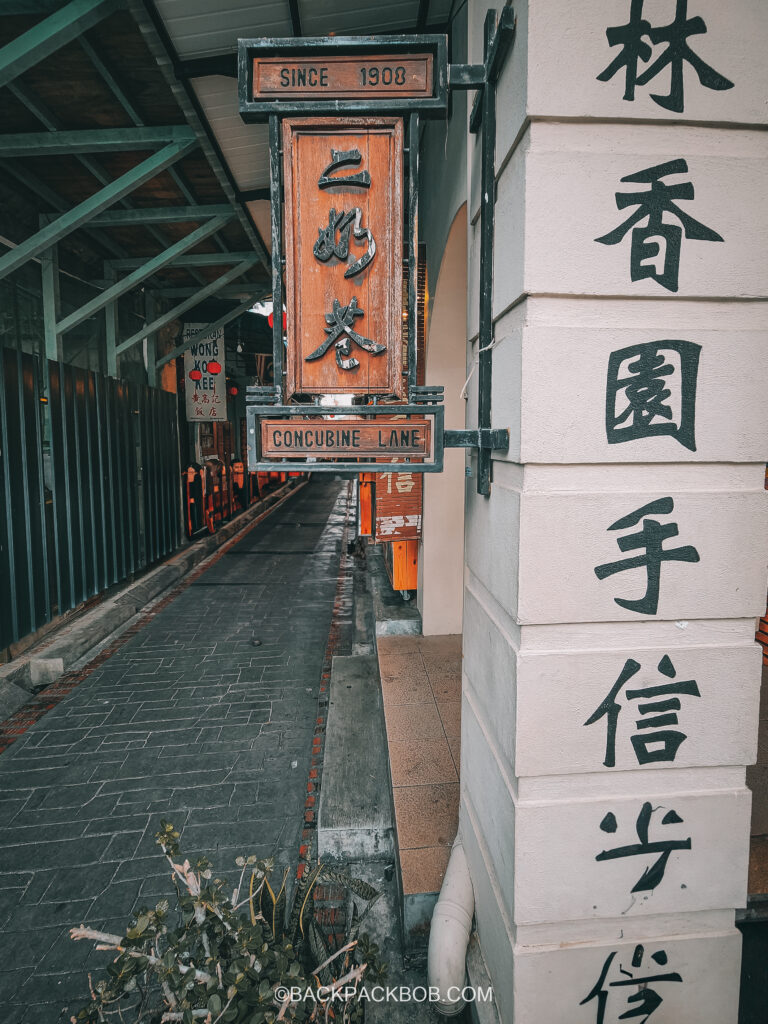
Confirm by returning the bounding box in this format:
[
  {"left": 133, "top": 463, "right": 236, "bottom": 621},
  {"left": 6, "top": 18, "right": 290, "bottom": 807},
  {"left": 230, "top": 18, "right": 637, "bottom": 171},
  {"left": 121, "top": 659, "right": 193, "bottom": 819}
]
[{"left": 0, "top": 480, "right": 304, "bottom": 708}]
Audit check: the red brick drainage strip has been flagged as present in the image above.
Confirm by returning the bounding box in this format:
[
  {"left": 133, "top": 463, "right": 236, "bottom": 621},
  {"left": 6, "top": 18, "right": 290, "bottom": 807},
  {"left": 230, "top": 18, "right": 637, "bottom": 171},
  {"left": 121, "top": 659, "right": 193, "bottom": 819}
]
[{"left": 0, "top": 481, "right": 306, "bottom": 756}]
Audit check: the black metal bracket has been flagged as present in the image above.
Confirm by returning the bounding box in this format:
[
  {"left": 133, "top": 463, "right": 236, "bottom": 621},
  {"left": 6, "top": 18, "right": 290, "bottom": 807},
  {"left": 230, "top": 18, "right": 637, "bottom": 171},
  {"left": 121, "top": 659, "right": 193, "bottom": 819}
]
[
  {"left": 464, "top": 7, "right": 517, "bottom": 495},
  {"left": 469, "top": 6, "right": 516, "bottom": 135},
  {"left": 445, "top": 428, "right": 509, "bottom": 450}
]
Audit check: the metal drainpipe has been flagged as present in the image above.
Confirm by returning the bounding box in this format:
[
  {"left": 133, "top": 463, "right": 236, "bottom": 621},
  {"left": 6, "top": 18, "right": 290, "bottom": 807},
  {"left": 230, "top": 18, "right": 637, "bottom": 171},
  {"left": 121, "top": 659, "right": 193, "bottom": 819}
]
[{"left": 427, "top": 836, "right": 475, "bottom": 1015}]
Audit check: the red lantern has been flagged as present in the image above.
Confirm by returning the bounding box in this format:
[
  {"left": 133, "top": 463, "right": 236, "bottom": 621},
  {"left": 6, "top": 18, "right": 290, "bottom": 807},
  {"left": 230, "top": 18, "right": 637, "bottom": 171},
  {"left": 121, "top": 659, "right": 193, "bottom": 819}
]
[
  {"left": 189, "top": 369, "right": 202, "bottom": 382},
  {"left": 267, "top": 310, "right": 287, "bottom": 330},
  {"left": 228, "top": 385, "right": 239, "bottom": 397},
  {"left": 207, "top": 360, "right": 222, "bottom": 375}
]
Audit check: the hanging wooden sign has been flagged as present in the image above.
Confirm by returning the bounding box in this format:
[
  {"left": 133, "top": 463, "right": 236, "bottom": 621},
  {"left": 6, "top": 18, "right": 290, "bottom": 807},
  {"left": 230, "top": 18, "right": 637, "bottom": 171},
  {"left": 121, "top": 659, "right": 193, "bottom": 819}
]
[
  {"left": 283, "top": 116, "right": 404, "bottom": 399},
  {"left": 374, "top": 470, "right": 423, "bottom": 541},
  {"left": 260, "top": 416, "right": 431, "bottom": 459}
]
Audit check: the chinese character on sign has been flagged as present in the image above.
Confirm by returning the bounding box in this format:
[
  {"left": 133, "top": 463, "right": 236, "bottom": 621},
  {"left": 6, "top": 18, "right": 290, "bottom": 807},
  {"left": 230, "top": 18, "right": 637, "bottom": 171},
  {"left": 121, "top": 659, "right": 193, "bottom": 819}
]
[
  {"left": 595, "top": 159, "right": 723, "bottom": 292},
  {"left": 606, "top": 340, "right": 700, "bottom": 451},
  {"left": 597, "top": 0, "right": 734, "bottom": 113},
  {"left": 314, "top": 207, "right": 376, "bottom": 277},
  {"left": 581, "top": 944, "right": 683, "bottom": 1024},
  {"left": 585, "top": 655, "right": 701, "bottom": 767},
  {"left": 596, "top": 801, "right": 691, "bottom": 894},
  {"left": 305, "top": 296, "right": 385, "bottom": 371},
  {"left": 318, "top": 147, "right": 372, "bottom": 189},
  {"left": 594, "top": 497, "right": 700, "bottom": 615},
  {"left": 382, "top": 471, "right": 416, "bottom": 495}
]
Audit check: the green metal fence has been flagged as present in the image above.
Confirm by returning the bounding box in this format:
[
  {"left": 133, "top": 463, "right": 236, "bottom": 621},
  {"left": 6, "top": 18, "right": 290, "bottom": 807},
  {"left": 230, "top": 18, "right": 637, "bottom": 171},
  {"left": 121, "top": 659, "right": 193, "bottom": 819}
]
[{"left": 0, "top": 347, "right": 181, "bottom": 651}]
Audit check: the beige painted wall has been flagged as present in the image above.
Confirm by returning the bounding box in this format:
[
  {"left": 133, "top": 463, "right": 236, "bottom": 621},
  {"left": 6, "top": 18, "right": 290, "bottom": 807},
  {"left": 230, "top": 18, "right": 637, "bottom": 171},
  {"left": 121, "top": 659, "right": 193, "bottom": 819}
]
[{"left": 418, "top": 205, "right": 467, "bottom": 636}]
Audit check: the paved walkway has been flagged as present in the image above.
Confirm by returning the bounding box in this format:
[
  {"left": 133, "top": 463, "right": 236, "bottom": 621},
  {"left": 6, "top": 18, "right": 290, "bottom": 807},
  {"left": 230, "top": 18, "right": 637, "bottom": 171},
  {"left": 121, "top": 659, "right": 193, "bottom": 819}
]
[{"left": 0, "top": 478, "right": 352, "bottom": 1023}]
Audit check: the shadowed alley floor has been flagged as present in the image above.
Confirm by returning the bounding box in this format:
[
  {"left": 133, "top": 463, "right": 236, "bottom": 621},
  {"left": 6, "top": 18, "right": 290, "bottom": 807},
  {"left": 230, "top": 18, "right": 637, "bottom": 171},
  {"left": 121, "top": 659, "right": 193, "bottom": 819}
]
[{"left": 0, "top": 478, "right": 352, "bottom": 1023}]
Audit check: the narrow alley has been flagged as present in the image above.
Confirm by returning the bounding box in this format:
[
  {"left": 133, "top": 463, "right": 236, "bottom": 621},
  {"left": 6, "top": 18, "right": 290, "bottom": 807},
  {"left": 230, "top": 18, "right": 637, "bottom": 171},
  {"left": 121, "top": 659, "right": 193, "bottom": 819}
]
[{"left": 0, "top": 479, "right": 353, "bottom": 1023}]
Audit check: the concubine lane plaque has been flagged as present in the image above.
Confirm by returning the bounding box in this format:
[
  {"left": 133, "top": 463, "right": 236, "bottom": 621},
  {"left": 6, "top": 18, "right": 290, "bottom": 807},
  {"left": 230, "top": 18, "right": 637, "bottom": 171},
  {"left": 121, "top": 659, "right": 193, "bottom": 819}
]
[{"left": 260, "top": 417, "right": 432, "bottom": 459}]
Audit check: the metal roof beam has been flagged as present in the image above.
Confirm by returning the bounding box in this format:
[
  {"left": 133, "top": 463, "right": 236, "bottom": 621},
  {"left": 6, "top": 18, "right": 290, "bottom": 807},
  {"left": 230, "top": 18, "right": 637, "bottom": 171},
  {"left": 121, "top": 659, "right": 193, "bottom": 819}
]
[
  {"left": 288, "top": 0, "right": 302, "bottom": 37},
  {"left": 108, "top": 250, "right": 257, "bottom": 270},
  {"left": 0, "top": 138, "right": 197, "bottom": 282},
  {"left": 90, "top": 204, "right": 234, "bottom": 226},
  {"left": 127, "top": 0, "right": 270, "bottom": 272},
  {"left": 115, "top": 257, "right": 259, "bottom": 354},
  {"left": 77, "top": 35, "right": 144, "bottom": 125},
  {"left": 154, "top": 285, "right": 262, "bottom": 298},
  {"left": 155, "top": 294, "right": 262, "bottom": 368},
  {"left": 0, "top": 125, "right": 196, "bottom": 157},
  {"left": 76, "top": 37, "right": 233, "bottom": 259},
  {"left": 0, "top": 0, "right": 121, "bottom": 91},
  {"left": 56, "top": 213, "right": 233, "bottom": 334},
  {"left": 0, "top": 158, "right": 129, "bottom": 259},
  {"left": 6, "top": 80, "right": 216, "bottom": 284}
]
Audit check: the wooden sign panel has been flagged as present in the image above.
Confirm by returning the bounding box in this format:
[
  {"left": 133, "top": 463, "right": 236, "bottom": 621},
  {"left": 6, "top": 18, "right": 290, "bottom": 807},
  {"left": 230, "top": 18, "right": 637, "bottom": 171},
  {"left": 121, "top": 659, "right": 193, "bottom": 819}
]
[
  {"left": 253, "top": 55, "right": 433, "bottom": 101},
  {"left": 261, "top": 417, "right": 431, "bottom": 459},
  {"left": 283, "top": 117, "right": 403, "bottom": 398},
  {"left": 375, "top": 470, "right": 423, "bottom": 540}
]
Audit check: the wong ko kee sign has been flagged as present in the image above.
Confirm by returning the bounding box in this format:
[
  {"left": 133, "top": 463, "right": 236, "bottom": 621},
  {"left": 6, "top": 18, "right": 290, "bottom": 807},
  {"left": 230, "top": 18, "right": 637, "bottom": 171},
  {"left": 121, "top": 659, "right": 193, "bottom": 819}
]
[{"left": 183, "top": 324, "right": 226, "bottom": 422}]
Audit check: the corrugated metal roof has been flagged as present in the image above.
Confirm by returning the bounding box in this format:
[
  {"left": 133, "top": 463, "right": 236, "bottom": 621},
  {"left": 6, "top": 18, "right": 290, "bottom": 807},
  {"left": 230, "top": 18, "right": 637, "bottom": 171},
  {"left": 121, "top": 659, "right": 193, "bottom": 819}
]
[
  {"left": 155, "top": 0, "right": 453, "bottom": 59},
  {"left": 154, "top": 0, "right": 290, "bottom": 59},
  {"left": 192, "top": 77, "right": 269, "bottom": 190}
]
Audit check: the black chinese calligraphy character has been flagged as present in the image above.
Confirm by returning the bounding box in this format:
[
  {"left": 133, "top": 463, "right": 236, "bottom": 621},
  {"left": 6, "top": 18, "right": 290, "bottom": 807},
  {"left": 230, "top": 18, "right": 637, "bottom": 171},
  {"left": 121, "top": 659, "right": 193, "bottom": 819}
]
[
  {"left": 595, "top": 159, "right": 723, "bottom": 292},
  {"left": 585, "top": 655, "right": 701, "bottom": 767},
  {"left": 594, "top": 497, "right": 700, "bottom": 615},
  {"left": 581, "top": 945, "right": 682, "bottom": 1024},
  {"left": 597, "top": 801, "right": 691, "bottom": 893},
  {"left": 313, "top": 207, "right": 376, "bottom": 278},
  {"left": 305, "top": 296, "right": 385, "bottom": 372},
  {"left": 606, "top": 340, "right": 700, "bottom": 451},
  {"left": 318, "top": 148, "right": 371, "bottom": 190},
  {"left": 597, "top": 0, "right": 734, "bottom": 113}
]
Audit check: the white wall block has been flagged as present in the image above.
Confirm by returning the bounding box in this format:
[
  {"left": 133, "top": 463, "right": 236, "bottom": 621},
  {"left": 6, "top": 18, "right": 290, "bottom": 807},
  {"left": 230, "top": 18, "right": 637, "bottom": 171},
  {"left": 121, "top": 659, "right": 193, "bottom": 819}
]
[
  {"left": 514, "top": 788, "right": 750, "bottom": 924},
  {"left": 463, "top": 578, "right": 519, "bottom": 768},
  {"left": 513, "top": 930, "right": 742, "bottom": 1024},
  {"left": 464, "top": 465, "right": 521, "bottom": 620},
  {"left": 515, "top": 643, "right": 762, "bottom": 776},
  {"left": 493, "top": 0, "right": 768, "bottom": 159},
  {"left": 517, "top": 488, "right": 768, "bottom": 624},
  {"left": 509, "top": 324, "right": 768, "bottom": 463},
  {"left": 494, "top": 124, "right": 768, "bottom": 310}
]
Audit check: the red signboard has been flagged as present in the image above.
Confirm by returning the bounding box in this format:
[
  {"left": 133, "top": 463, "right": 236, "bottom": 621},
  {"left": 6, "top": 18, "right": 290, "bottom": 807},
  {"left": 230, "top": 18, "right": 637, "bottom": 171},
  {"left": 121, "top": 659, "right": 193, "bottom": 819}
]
[{"left": 374, "top": 470, "right": 423, "bottom": 540}]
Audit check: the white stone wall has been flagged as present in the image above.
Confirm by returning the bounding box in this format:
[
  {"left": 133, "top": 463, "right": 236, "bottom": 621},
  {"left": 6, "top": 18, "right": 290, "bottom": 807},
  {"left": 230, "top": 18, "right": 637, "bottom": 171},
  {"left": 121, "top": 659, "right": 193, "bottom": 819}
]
[{"left": 461, "top": 2, "right": 768, "bottom": 1020}]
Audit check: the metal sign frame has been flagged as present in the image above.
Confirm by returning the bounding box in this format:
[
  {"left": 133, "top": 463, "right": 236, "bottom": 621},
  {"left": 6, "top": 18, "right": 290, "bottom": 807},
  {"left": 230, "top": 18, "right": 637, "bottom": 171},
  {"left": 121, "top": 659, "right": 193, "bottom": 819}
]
[
  {"left": 238, "top": 35, "right": 449, "bottom": 121},
  {"left": 246, "top": 403, "right": 445, "bottom": 474}
]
